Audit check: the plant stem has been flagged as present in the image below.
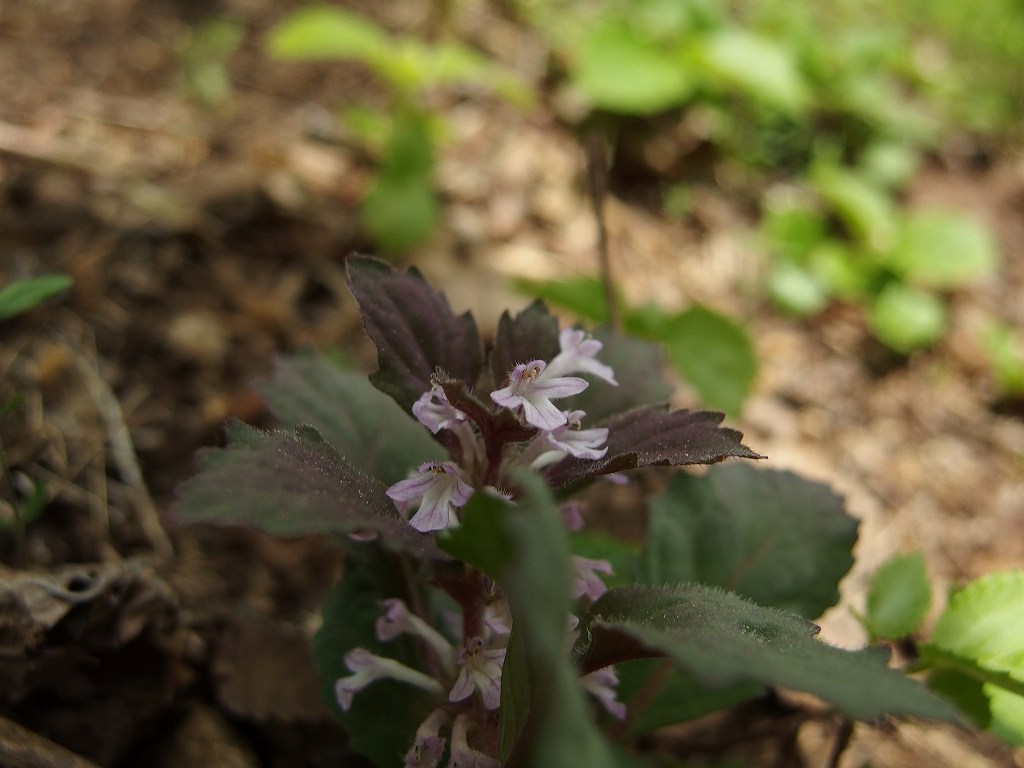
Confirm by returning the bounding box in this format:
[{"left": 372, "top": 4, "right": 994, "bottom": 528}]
[{"left": 585, "top": 132, "right": 620, "bottom": 332}]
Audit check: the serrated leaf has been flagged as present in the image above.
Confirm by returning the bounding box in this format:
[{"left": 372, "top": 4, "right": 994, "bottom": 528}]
[
  {"left": 490, "top": 300, "right": 561, "bottom": 387},
  {"left": 864, "top": 552, "right": 931, "bottom": 640},
  {"left": 512, "top": 276, "right": 609, "bottom": 324},
  {"left": 561, "top": 330, "right": 674, "bottom": 425},
  {"left": 0, "top": 274, "right": 73, "bottom": 321},
  {"left": 312, "top": 544, "right": 435, "bottom": 767},
  {"left": 869, "top": 283, "right": 947, "bottom": 354},
  {"left": 258, "top": 353, "right": 445, "bottom": 486},
  {"left": 574, "top": 18, "right": 693, "bottom": 115},
  {"left": 650, "top": 306, "right": 757, "bottom": 417},
  {"left": 885, "top": 211, "right": 999, "bottom": 290},
  {"left": 173, "top": 421, "right": 448, "bottom": 561},
  {"left": 448, "top": 476, "right": 613, "bottom": 768},
  {"left": 267, "top": 6, "right": 388, "bottom": 65},
  {"left": 642, "top": 465, "right": 856, "bottom": 620},
  {"left": 700, "top": 29, "right": 811, "bottom": 114},
  {"left": 546, "top": 406, "right": 762, "bottom": 488},
  {"left": 614, "top": 658, "right": 760, "bottom": 737},
  {"left": 586, "top": 584, "right": 962, "bottom": 723},
  {"left": 346, "top": 256, "right": 484, "bottom": 413}
]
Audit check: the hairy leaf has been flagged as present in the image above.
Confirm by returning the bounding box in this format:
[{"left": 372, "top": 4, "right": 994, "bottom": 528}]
[
  {"left": 562, "top": 330, "right": 674, "bottom": 425},
  {"left": 490, "top": 300, "right": 561, "bottom": 387},
  {"left": 312, "top": 544, "right": 435, "bottom": 767},
  {"left": 259, "top": 353, "right": 445, "bottom": 486},
  {"left": 642, "top": 465, "right": 856, "bottom": 620},
  {"left": 586, "top": 584, "right": 961, "bottom": 723},
  {"left": 174, "top": 421, "right": 447, "bottom": 561},
  {"left": 346, "top": 256, "right": 484, "bottom": 413},
  {"left": 546, "top": 406, "right": 761, "bottom": 488},
  {"left": 445, "top": 478, "right": 613, "bottom": 768},
  {"left": 864, "top": 552, "right": 931, "bottom": 640}
]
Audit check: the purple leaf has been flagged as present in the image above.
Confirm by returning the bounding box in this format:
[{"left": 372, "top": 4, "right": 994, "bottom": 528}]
[
  {"left": 173, "top": 420, "right": 449, "bottom": 561},
  {"left": 489, "top": 300, "right": 560, "bottom": 387},
  {"left": 346, "top": 255, "right": 484, "bottom": 413},
  {"left": 545, "top": 405, "right": 763, "bottom": 487}
]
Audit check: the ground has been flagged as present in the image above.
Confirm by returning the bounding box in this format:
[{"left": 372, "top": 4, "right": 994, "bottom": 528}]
[{"left": 2, "top": 1, "right": 1024, "bottom": 766}]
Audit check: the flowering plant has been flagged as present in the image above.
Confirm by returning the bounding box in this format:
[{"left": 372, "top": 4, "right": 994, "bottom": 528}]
[{"left": 176, "top": 257, "right": 960, "bottom": 767}]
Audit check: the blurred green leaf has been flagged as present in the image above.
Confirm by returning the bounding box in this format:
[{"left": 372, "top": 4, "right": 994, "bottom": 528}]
[
  {"left": 642, "top": 464, "right": 857, "bottom": 620},
  {"left": 512, "top": 276, "right": 609, "bottom": 324},
  {"left": 980, "top": 321, "right": 1024, "bottom": 396},
  {"left": 768, "top": 262, "right": 830, "bottom": 316},
  {"left": 267, "top": 6, "right": 388, "bottom": 64},
  {"left": 869, "top": 284, "right": 947, "bottom": 354},
  {"left": 859, "top": 142, "right": 920, "bottom": 190},
  {"left": 762, "top": 201, "right": 827, "bottom": 263},
  {"left": 864, "top": 552, "right": 931, "bottom": 640},
  {"left": 807, "top": 242, "right": 873, "bottom": 300},
  {"left": 651, "top": 305, "right": 757, "bottom": 416},
  {"left": 811, "top": 165, "right": 898, "bottom": 252},
  {"left": 928, "top": 668, "right": 991, "bottom": 728},
  {"left": 700, "top": 29, "right": 812, "bottom": 114},
  {"left": 0, "top": 395, "right": 24, "bottom": 420},
  {"left": 182, "top": 18, "right": 245, "bottom": 61},
  {"left": 0, "top": 274, "right": 73, "bottom": 321},
  {"left": 885, "top": 211, "right": 999, "bottom": 289},
  {"left": 341, "top": 106, "right": 395, "bottom": 155},
  {"left": 569, "top": 531, "right": 640, "bottom": 590},
  {"left": 574, "top": 18, "right": 693, "bottom": 115}
]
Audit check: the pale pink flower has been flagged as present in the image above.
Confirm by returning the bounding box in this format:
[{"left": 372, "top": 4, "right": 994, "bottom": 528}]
[
  {"left": 571, "top": 556, "right": 614, "bottom": 601},
  {"left": 412, "top": 386, "right": 466, "bottom": 434},
  {"left": 490, "top": 360, "right": 588, "bottom": 431},
  {"left": 448, "top": 637, "right": 505, "bottom": 710},
  {"left": 580, "top": 665, "right": 627, "bottom": 720},
  {"left": 543, "top": 328, "right": 618, "bottom": 385},
  {"left": 334, "top": 648, "right": 442, "bottom": 711},
  {"left": 450, "top": 714, "right": 500, "bottom": 768},
  {"left": 376, "top": 599, "right": 457, "bottom": 673},
  {"left": 559, "top": 501, "right": 585, "bottom": 532},
  {"left": 404, "top": 709, "right": 449, "bottom": 768},
  {"left": 483, "top": 600, "right": 512, "bottom": 638},
  {"left": 386, "top": 462, "right": 473, "bottom": 532}
]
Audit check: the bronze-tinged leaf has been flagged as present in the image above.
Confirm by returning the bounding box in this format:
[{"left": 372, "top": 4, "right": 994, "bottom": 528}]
[
  {"left": 173, "top": 420, "right": 448, "bottom": 562},
  {"left": 346, "top": 256, "right": 484, "bottom": 412},
  {"left": 545, "top": 405, "right": 763, "bottom": 487},
  {"left": 489, "top": 300, "right": 560, "bottom": 386}
]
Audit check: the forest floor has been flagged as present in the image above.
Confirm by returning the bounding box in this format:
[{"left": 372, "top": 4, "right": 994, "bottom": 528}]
[{"left": 2, "top": 1, "right": 1024, "bottom": 767}]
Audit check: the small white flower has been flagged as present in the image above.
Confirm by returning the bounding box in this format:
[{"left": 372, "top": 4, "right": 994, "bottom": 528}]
[
  {"left": 490, "top": 360, "right": 588, "bottom": 431},
  {"left": 483, "top": 600, "right": 512, "bottom": 638},
  {"left": 376, "top": 599, "right": 457, "bottom": 674},
  {"left": 529, "top": 410, "right": 609, "bottom": 469},
  {"left": 334, "top": 648, "right": 442, "bottom": 712},
  {"left": 450, "top": 714, "right": 500, "bottom": 768},
  {"left": 543, "top": 328, "right": 618, "bottom": 385},
  {"left": 571, "top": 556, "right": 614, "bottom": 601},
  {"left": 448, "top": 637, "right": 506, "bottom": 711},
  {"left": 404, "top": 709, "right": 449, "bottom": 768},
  {"left": 580, "top": 665, "right": 627, "bottom": 721},
  {"left": 386, "top": 462, "right": 474, "bottom": 532},
  {"left": 412, "top": 386, "right": 467, "bottom": 434}
]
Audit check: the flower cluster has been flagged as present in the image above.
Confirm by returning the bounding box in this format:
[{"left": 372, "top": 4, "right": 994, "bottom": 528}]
[{"left": 340, "top": 327, "right": 626, "bottom": 766}]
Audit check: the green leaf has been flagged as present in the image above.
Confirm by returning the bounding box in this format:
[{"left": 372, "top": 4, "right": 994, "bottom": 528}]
[
  {"left": 642, "top": 465, "right": 856, "bottom": 620},
  {"left": 700, "top": 29, "right": 811, "bottom": 114},
  {"left": 807, "top": 242, "right": 873, "bottom": 301},
  {"left": 362, "top": 118, "right": 439, "bottom": 253},
  {"left": 869, "top": 284, "right": 948, "bottom": 354},
  {"left": 312, "top": 544, "right": 436, "bottom": 767},
  {"left": 768, "top": 262, "right": 831, "bottom": 317},
  {"left": 859, "top": 142, "right": 920, "bottom": 190},
  {"left": 0, "top": 274, "right": 73, "bottom": 321},
  {"left": 512, "top": 276, "right": 610, "bottom": 324},
  {"left": 18, "top": 477, "right": 48, "bottom": 526},
  {"left": 258, "top": 353, "right": 444, "bottom": 486},
  {"left": 885, "top": 211, "right": 999, "bottom": 290},
  {"left": 980, "top": 321, "right": 1024, "bottom": 396},
  {"left": 650, "top": 306, "right": 757, "bottom": 417},
  {"left": 561, "top": 329, "right": 674, "bottom": 425},
  {"left": 267, "top": 6, "right": 388, "bottom": 65},
  {"left": 614, "top": 658, "right": 760, "bottom": 737},
  {"left": 573, "top": 18, "right": 693, "bottom": 115},
  {"left": 448, "top": 478, "right": 613, "bottom": 768},
  {"left": 811, "top": 165, "right": 898, "bottom": 252},
  {"left": 927, "top": 669, "right": 991, "bottom": 728},
  {"left": 587, "top": 584, "right": 962, "bottom": 723},
  {"left": 762, "top": 202, "right": 827, "bottom": 264},
  {"left": 864, "top": 552, "right": 931, "bottom": 640},
  {"left": 174, "top": 421, "right": 448, "bottom": 561},
  {"left": 927, "top": 570, "right": 1024, "bottom": 742}
]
